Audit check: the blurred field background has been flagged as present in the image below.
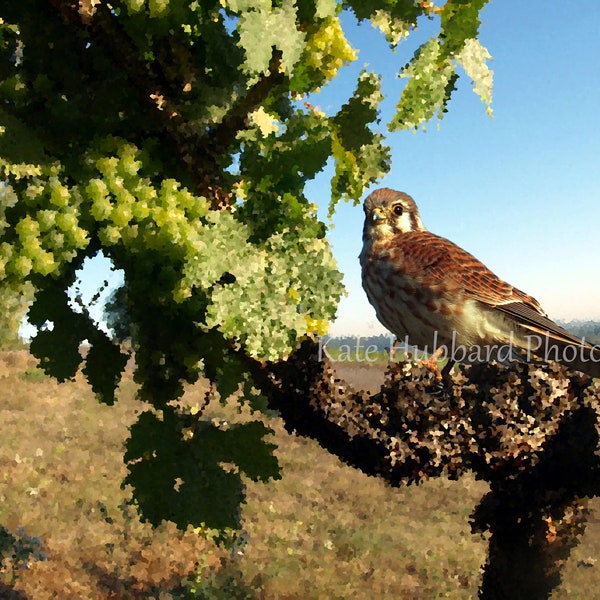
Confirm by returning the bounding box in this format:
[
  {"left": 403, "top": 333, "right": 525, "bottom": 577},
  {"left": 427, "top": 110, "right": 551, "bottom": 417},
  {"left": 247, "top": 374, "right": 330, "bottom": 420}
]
[{"left": 0, "top": 350, "right": 599, "bottom": 598}]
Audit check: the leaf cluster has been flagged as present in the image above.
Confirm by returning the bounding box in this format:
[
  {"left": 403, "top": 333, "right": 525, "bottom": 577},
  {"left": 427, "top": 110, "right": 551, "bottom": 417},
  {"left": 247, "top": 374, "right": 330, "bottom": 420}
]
[
  {"left": 0, "top": 0, "right": 492, "bottom": 530},
  {"left": 124, "top": 408, "right": 280, "bottom": 531}
]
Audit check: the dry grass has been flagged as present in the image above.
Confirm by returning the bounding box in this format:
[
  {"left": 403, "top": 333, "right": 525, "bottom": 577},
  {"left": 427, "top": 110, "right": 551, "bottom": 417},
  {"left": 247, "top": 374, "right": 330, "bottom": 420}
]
[
  {"left": 0, "top": 351, "right": 225, "bottom": 598},
  {"left": 0, "top": 351, "right": 599, "bottom": 598}
]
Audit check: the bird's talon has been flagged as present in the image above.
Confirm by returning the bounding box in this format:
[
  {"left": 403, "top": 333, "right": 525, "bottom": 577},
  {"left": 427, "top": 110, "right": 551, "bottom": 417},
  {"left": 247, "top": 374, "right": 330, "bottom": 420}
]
[{"left": 420, "top": 347, "right": 445, "bottom": 380}]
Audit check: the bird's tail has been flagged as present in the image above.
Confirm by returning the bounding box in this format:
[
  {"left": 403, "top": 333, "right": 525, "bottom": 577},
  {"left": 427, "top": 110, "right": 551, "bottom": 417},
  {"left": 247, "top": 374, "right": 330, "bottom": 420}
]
[{"left": 524, "top": 335, "right": 600, "bottom": 379}]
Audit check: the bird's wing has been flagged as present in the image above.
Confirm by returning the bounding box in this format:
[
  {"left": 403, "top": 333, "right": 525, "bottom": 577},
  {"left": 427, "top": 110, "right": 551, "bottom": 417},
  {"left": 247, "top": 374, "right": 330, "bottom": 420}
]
[
  {"left": 397, "top": 231, "right": 533, "bottom": 306},
  {"left": 492, "top": 299, "right": 588, "bottom": 347},
  {"left": 397, "top": 231, "right": 588, "bottom": 348}
]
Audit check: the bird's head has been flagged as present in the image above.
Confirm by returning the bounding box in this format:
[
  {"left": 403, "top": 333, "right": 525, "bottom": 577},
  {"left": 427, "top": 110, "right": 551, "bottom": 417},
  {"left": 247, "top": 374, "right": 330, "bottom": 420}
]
[{"left": 362, "top": 188, "right": 425, "bottom": 241}]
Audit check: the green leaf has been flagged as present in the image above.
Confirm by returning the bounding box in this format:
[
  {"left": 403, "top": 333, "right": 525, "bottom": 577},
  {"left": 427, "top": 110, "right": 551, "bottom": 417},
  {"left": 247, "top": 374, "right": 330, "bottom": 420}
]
[
  {"left": 125, "top": 410, "right": 243, "bottom": 530},
  {"left": 28, "top": 286, "right": 86, "bottom": 381},
  {"left": 330, "top": 72, "right": 391, "bottom": 210},
  {"left": 439, "top": 0, "right": 488, "bottom": 56},
  {"left": 0, "top": 107, "right": 51, "bottom": 167},
  {"left": 368, "top": 9, "right": 413, "bottom": 47},
  {"left": 124, "top": 409, "right": 279, "bottom": 530},
  {"left": 236, "top": 0, "right": 305, "bottom": 75},
  {"left": 241, "top": 373, "right": 272, "bottom": 414},
  {"left": 347, "top": 0, "right": 420, "bottom": 25},
  {"left": 332, "top": 71, "right": 382, "bottom": 152},
  {"left": 221, "top": 421, "right": 281, "bottom": 482},
  {"left": 391, "top": 38, "right": 456, "bottom": 131},
  {"left": 214, "top": 352, "right": 246, "bottom": 402},
  {"left": 456, "top": 38, "right": 493, "bottom": 114},
  {"left": 82, "top": 332, "right": 130, "bottom": 405},
  {"left": 28, "top": 284, "right": 128, "bottom": 402},
  {"left": 29, "top": 328, "right": 82, "bottom": 382},
  {"left": 198, "top": 225, "right": 343, "bottom": 361},
  {"left": 390, "top": 0, "right": 492, "bottom": 130}
]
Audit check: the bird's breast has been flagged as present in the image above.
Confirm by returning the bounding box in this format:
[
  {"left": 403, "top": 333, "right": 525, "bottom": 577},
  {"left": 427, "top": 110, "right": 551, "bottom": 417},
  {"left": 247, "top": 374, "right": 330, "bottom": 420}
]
[{"left": 360, "top": 243, "right": 507, "bottom": 352}]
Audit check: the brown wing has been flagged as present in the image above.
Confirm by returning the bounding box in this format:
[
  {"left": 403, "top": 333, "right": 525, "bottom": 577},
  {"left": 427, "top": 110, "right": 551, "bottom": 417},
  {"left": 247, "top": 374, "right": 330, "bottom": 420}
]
[
  {"left": 396, "top": 231, "right": 587, "bottom": 347},
  {"left": 494, "top": 300, "right": 588, "bottom": 347},
  {"left": 396, "top": 231, "right": 536, "bottom": 306}
]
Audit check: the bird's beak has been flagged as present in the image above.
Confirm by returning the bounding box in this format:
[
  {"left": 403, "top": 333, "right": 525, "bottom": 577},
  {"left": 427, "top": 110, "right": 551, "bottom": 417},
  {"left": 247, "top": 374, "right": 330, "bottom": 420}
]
[{"left": 371, "top": 207, "right": 386, "bottom": 224}]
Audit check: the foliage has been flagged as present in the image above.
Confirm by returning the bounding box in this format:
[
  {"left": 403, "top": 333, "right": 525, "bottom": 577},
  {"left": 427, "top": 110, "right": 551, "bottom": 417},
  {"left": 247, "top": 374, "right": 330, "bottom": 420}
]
[
  {"left": 0, "top": 279, "right": 32, "bottom": 348},
  {"left": 0, "top": 0, "right": 492, "bottom": 530},
  {"left": 104, "top": 285, "right": 131, "bottom": 344},
  {"left": 123, "top": 408, "right": 280, "bottom": 531},
  {"left": 0, "top": 525, "right": 46, "bottom": 584}
]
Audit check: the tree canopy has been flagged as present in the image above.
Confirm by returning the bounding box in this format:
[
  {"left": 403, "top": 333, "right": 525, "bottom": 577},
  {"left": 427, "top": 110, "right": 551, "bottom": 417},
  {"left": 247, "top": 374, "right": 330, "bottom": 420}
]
[{"left": 0, "top": 0, "right": 492, "bottom": 530}]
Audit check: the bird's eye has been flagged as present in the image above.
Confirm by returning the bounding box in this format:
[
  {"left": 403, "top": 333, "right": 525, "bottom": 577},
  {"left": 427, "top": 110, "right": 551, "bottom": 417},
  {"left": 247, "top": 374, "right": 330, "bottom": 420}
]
[{"left": 392, "top": 204, "right": 404, "bottom": 217}]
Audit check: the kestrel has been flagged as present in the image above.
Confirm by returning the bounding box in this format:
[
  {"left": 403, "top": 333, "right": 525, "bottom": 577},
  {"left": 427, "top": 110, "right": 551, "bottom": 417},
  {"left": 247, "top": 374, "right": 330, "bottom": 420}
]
[{"left": 359, "top": 188, "right": 600, "bottom": 379}]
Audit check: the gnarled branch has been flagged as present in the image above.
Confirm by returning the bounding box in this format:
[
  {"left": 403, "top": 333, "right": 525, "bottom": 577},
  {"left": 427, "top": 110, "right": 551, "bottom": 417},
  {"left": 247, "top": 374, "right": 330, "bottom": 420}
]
[{"left": 257, "top": 340, "right": 600, "bottom": 599}]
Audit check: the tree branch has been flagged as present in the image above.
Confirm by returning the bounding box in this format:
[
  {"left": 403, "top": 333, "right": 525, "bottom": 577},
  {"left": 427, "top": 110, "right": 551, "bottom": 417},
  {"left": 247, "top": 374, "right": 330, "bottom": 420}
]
[{"left": 254, "top": 341, "right": 600, "bottom": 598}]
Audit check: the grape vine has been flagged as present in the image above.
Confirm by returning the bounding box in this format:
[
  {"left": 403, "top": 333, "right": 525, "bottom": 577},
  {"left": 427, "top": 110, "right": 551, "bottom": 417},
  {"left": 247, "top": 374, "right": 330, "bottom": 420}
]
[{"left": 0, "top": 0, "right": 492, "bottom": 530}]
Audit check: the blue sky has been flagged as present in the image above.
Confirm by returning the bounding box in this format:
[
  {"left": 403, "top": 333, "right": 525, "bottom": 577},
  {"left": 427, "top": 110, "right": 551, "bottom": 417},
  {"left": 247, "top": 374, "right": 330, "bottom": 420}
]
[
  {"left": 309, "top": 0, "right": 600, "bottom": 335},
  {"left": 71, "top": 1, "right": 600, "bottom": 339}
]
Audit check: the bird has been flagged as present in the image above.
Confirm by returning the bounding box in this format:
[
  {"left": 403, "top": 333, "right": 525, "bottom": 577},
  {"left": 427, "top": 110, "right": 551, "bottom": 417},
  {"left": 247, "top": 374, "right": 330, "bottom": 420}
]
[{"left": 359, "top": 188, "right": 600, "bottom": 379}]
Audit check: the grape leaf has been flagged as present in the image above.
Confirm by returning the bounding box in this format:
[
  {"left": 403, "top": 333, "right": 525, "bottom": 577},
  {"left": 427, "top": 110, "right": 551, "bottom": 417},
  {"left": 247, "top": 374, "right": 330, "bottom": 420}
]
[
  {"left": 330, "top": 72, "right": 391, "bottom": 209},
  {"left": 82, "top": 331, "right": 130, "bottom": 406},
  {"left": 28, "top": 286, "right": 85, "bottom": 381},
  {"left": 456, "top": 38, "right": 493, "bottom": 114},
  {"left": 124, "top": 409, "right": 279, "bottom": 530},
  {"left": 391, "top": 38, "right": 456, "bottom": 131},
  {"left": 236, "top": 0, "right": 305, "bottom": 75}
]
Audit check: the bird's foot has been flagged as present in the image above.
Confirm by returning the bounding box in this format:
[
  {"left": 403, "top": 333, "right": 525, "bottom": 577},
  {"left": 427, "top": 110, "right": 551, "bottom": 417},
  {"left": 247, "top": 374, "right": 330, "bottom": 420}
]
[
  {"left": 423, "top": 354, "right": 455, "bottom": 398},
  {"left": 420, "top": 347, "right": 445, "bottom": 381}
]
